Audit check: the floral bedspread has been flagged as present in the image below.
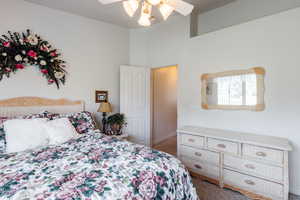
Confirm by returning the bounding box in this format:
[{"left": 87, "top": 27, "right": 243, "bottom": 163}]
[{"left": 0, "top": 131, "right": 198, "bottom": 200}]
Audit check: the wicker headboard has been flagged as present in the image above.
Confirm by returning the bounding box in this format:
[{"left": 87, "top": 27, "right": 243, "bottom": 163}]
[{"left": 0, "top": 97, "right": 85, "bottom": 117}]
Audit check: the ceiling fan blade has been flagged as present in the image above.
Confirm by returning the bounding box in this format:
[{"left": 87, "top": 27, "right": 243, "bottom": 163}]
[
  {"left": 166, "top": 0, "right": 194, "bottom": 16},
  {"left": 98, "top": 0, "right": 123, "bottom": 5}
]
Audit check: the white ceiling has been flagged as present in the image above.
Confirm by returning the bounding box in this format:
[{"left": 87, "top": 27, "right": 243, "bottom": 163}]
[{"left": 24, "top": 0, "right": 235, "bottom": 28}]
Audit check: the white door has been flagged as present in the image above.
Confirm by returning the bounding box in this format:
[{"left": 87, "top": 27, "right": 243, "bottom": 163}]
[{"left": 120, "top": 65, "right": 151, "bottom": 146}]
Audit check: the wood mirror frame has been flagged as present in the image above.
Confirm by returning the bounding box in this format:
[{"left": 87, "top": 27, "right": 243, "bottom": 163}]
[{"left": 201, "top": 67, "right": 265, "bottom": 111}]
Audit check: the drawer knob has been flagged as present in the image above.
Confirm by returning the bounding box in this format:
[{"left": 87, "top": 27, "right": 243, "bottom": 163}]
[
  {"left": 194, "top": 164, "right": 202, "bottom": 169},
  {"left": 217, "top": 144, "right": 226, "bottom": 149},
  {"left": 244, "top": 179, "right": 255, "bottom": 186},
  {"left": 194, "top": 152, "right": 202, "bottom": 157},
  {"left": 245, "top": 164, "right": 255, "bottom": 170},
  {"left": 256, "top": 151, "right": 267, "bottom": 157},
  {"left": 188, "top": 138, "right": 195, "bottom": 142}
]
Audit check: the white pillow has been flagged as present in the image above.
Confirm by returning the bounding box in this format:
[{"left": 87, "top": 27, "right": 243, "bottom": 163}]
[
  {"left": 44, "top": 118, "right": 79, "bottom": 145},
  {"left": 4, "top": 118, "right": 49, "bottom": 153}
]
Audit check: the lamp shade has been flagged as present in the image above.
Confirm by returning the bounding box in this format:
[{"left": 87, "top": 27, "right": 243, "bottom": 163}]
[
  {"left": 123, "top": 0, "right": 139, "bottom": 17},
  {"left": 98, "top": 102, "right": 112, "bottom": 113},
  {"left": 159, "top": 3, "right": 174, "bottom": 20}
]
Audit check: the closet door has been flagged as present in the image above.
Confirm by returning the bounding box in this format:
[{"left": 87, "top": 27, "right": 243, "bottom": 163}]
[{"left": 120, "top": 65, "right": 151, "bottom": 146}]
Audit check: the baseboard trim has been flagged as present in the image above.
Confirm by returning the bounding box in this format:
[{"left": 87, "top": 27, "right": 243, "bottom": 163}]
[
  {"left": 290, "top": 186, "right": 300, "bottom": 196},
  {"left": 153, "top": 131, "right": 176, "bottom": 145}
]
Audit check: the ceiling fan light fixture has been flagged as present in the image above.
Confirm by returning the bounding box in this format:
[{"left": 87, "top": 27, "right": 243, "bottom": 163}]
[
  {"left": 141, "top": 1, "right": 152, "bottom": 15},
  {"left": 147, "top": 0, "right": 161, "bottom": 6},
  {"left": 159, "top": 3, "right": 174, "bottom": 20},
  {"left": 138, "top": 1, "right": 152, "bottom": 26},
  {"left": 98, "top": 0, "right": 193, "bottom": 26},
  {"left": 123, "top": 0, "right": 139, "bottom": 17},
  {"left": 138, "top": 15, "right": 151, "bottom": 26}
]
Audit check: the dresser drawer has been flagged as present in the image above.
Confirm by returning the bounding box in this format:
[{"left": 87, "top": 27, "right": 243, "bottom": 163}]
[
  {"left": 181, "top": 134, "right": 204, "bottom": 148},
  {"left": 224, "top": 169, "right": 283, "bottom": 199},
  {"left": 180, "top": 146, "right": 219, "bottom": 166},
  {"left": 207, "top": 138, "right": 238, "bottom": 155},
  {"left": 181, "top": 157, "right": 219, "bottom": 179},
  {"left": 243, "top": 144, "right": 283, "bottom": 165},
  {"left": 224, "top": 154, "right": 283, "bottom": 183}
]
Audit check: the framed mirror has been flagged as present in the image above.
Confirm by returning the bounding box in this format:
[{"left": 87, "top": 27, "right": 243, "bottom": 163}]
[{"left": 201, "top": 67, "right": 265, "bottom": 111}]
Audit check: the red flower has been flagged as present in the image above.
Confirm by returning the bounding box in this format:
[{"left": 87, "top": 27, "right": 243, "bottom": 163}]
[
  {"left": 15, "top": 64, "right": 24, "bottom": 69},
  {"left": 3, "top": 42, "right": 10, "bottom": 47},
  {"left": 48, "top": 79, "right": 54, "bottom": 84},
  {"left": 50, "top": 51, "right": 57, "bottom": 57},
  {"left": 41, "top": 69, "right": 48, "bottom": 74},
  {"left": 40, "top": 45, "right": 49, "bottom": 52},
  {"left": 5, "top": 68, "right": 11, "bottom": 72},
  {"left": 27, "top": 50, "right": 37, "bottom": 58}
]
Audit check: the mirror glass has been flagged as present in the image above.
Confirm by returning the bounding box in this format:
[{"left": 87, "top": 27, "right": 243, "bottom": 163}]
[{"left": 201, "top": 68, "right": 265, "bottom": 111}]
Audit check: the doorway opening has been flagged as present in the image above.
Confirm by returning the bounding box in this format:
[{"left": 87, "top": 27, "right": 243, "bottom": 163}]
[{"left": 151, "top": 65, "right": 178, "bottom": 156}]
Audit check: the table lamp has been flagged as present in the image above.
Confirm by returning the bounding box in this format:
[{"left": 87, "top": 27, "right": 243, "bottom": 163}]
[{"left": 97, "top": 102, "right": 112, "bottom": 133}]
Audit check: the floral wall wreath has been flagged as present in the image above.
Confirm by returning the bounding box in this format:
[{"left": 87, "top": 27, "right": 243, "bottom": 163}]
[{"left": 0, "top": 30, "right": 67, "bottom": 89}]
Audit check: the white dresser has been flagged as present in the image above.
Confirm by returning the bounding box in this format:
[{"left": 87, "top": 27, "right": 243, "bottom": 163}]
[{"left": 177, "top": 126, "right": 292, "bottom": 200}]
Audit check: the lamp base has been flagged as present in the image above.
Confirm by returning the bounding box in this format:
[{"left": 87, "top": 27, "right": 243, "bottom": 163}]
[{"left": 102, "top": 112, "right": 107, "bottom": 133}]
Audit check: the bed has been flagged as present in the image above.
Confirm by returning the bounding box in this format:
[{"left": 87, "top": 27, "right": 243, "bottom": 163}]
[{"left": 0, "top": 97, "right": 198, "bottom": 200}]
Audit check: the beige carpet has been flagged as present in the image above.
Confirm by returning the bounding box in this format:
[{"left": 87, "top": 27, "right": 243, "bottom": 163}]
[
  {"left": 192, "top": 178, "right": 250, "bottom": 200},
  {"left": 153, "top": 136, "right": 300, "bottom": 200}
]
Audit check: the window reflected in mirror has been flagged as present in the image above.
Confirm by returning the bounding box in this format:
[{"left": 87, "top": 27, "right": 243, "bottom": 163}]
[{"left": 201, "top": 67, "right": 265, "bottom": 111}]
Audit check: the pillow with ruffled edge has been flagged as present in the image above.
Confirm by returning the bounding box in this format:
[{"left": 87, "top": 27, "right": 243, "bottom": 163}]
[
  {"left": 4, "top": 118, "right": 49, "bottom": 153},
  {"left": 0, "top": 111, "right": 51, "bottom": 154}
]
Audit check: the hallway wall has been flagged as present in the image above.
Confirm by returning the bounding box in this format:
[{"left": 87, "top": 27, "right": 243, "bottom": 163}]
[{"left": 152, "top": 66, "right": 178, "bottom": 145}]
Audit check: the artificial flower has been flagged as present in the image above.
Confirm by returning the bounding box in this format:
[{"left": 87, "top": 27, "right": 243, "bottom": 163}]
[
  {"left": 54, "top": 71, "right": 64, "bottom": 79},
  {"left": 3, "top": 42, "right": 10, "bottom": 47},
  {"left": 15, "top": 64, "right": 24, "bottom": 69},
  {"left": 41, "top": 69, "right": 48, "bottom": 74},
  {"left": 27, "top": 50, "right": 37, "bottom": 58},
  {"left": 27, "top": 35, "right": 39, "bottom": 45},
  {"left": 40, "top": 44, "right": 49, "bottom": 52},
  {"left": 40, "top": 60, "right": 47, "bottom": 66},
  {"left": 50, "top": 51, "right": 57, "bottom": 57},
  {"left": 15, "top": 55, "right": 23, "bottom": 62},
  {"left": 0, "top": 30, "right": 67, "bottom": 89}
]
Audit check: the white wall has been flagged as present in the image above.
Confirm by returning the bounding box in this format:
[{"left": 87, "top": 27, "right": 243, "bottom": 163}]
[
  {"left": 197, "top": 0, "right": 300, "bottom": 35},
  {"left": 130, "top": 7, "right": 300, "bottom": 195},
  {"left": 0, "top": 0, "right": 129, "bottom": 122},
  {"left": 130, "top": 15, "right": 190, "bottom": 68}
]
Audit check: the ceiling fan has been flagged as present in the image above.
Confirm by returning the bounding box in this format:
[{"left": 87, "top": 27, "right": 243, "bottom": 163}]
[{"left": 98, "top": 0, "right": 194, "bottom": 26}]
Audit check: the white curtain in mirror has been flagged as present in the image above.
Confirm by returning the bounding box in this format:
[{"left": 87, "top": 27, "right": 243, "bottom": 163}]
[{"left": 216, "top": 74, "right": 257, "bottom": 106}]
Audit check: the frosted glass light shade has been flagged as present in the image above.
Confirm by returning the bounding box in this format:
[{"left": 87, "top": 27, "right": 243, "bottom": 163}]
[
  {"left": 138, "top": 2, "right": 152, "bottom": 26},
  {"left": 159, "top": 3, "right": 174, "bottom": 20},
  {"left": 148, "top": 0, "right": 161, "bottom": 5},
  {"left": 123, "top": 0, "right": 139, "bottom": 17},
  {"left": 138, "top": 15, "right": 151, "bottom": 26}
]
